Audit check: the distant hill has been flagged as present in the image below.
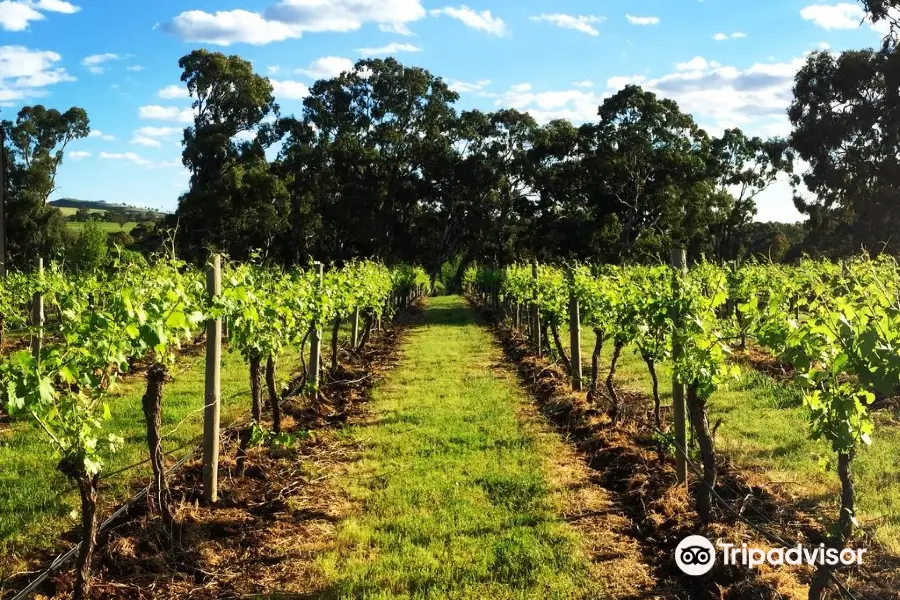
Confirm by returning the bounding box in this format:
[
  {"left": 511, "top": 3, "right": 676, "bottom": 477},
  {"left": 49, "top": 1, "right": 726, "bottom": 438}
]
[{"left": 49, "top": 198, "right": 169, "bottom": 217}]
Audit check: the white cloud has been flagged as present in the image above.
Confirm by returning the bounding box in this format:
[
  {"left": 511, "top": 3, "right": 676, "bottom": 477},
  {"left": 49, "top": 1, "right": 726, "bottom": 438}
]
[
  {"left": 675, "top": 56, "right": 721, "bottom": 71},
  {"left": 800, "top": 3, "right": 864, "bottom": 29},
  {"left": 447, "top": 78, "right": 491, "bottom": 93},
  {"left": 714, "top": 31, "right": 746, "bottom": 41},
  {"left": 157, "top": 84, "right": 189, "bottom": 99},
  {"left": 99, "top": 151, "right": 180, "bottom": 169},
  {"left": 430, "top": 6, "right": 506, "bottom": 36},
  {"left": 573, "top": 79, "right": 594, "bottom": 88},
  {"left": 626, "top": 14, "right": 660, "bottom": 26},
  {"left": 0, "top": 46, "right": 75, "bottom": 102},
  {"left": 295, "top": 56, "right": 354, "bottom": 79},
  {"left": 0, "top": 0, "right": 78, "bottom": 31},
  {"left": 81, "top": 53, "right": 119, "bottom": 74},
  {"left": 68, "top": 150, "right": 90, "bottom": 159},
  {"left": 160, "top": 0, "right": 427, "bottom": 46},
  {"left": 356, "top": 42, "right": 421, "bottom": 56},
  {"left": 139, "top": 105, "right": 194, "bottom": 123},
  {"left": 270, "top": 79, "right": 309, "bottom": 99},
  {"left": 126, "top": 64, "right": 144, "bottom": 71},
  {"left": 530, "top": 13, "right": 601, "bottom": 36},
  {"left": 88, "top": 129, "right": 115, "bottom": 141},
  {"left": 267, "top": 65, "right": 280, "bottom": 74},
  {"left": 494, "top": 83, "right": 609, "bottom": 123},
  {"left": 130, "top": 126, "right": 180, "bottom": 147}
]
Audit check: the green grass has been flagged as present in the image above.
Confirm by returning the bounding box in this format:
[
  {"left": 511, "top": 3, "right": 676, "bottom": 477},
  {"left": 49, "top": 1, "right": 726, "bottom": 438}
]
[
  {"left": 55, "top": 207, "right": 105, "bottom": 217},
  {"left": 318, "top": 296, "right": 600, "bottom": 599},
  {"left": 66, "top": 220, "right": 137, "bottom": 234},
  {"left": 0, "top": 344, "right": 300, "bottom": 579},
  {"left": 560, "top": 325, "right": 900, "bottom": 554}
]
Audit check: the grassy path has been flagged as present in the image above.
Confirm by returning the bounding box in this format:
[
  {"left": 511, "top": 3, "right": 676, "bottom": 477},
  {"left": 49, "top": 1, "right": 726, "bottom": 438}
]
[{"left": 318, "top": 296, "right": 614, "bottom": 599}]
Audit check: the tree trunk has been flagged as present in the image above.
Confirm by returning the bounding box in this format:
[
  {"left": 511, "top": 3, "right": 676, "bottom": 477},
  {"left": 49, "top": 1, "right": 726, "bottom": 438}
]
[
  {"left": 331, "top": 317, "right": 342, "bottom": 373},
  {"left": 687, "top": 384, "right": 717, "bottom": 524},
  {"left": 266, "top": 356, "right": 281, "bottom": 435},
  {"left": 588, "top": 329, "right": 604, "bottom": 402},
  {"left": 643, "top": 354, "right": 662, "bottom": 430},
  {"left": 809, "top": 451, "right": 856, "bottom": 600},
  {"left": 142, "top": 363, "right": 175, "bottom": 527},
  {"left": 356, "top": 313, "right": 374, "bottom": 353},
  {"left": 249, "top": 354, "right": 262, "bottom": 423},
  {"left": 606, "top": 342, "right": 624, "bottom": 423},
  {"left": 550, "top": 322, "right": 571, "bottom": 372},
  {"left": 72, "top": 472, "right": 99, "bottom": 600}
]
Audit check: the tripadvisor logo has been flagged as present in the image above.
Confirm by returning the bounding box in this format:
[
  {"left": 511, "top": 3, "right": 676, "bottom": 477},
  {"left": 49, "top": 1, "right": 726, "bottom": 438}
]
[{"left": 675, "top": 535, "right": 866, "bottom": 576}]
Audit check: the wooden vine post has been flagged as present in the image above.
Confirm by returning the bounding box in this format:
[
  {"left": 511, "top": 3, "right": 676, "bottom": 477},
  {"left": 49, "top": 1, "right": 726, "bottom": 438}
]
[
  {"left": 531, "top": 261, "right": 542, "bottom": 356},
  {"left": 567, "top": 267, "right": 583, "bottom": 391},
  {"left": 31, "top": 257, "right": 43, "bottom": 361},
  {"left": 670, "top": 247, "right": 688, "bottom": 485},
  {"left": 202, "top": 254, "right": 222, "bottom": 504},
  {"left": 308, "top": 262, "right": 323, "bottom": 396}
]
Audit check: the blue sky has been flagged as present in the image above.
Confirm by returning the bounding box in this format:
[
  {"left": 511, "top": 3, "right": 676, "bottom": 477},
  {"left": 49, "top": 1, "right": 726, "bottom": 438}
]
[{"left": 0, "top": 0, "right": 889, "bottom": 220}]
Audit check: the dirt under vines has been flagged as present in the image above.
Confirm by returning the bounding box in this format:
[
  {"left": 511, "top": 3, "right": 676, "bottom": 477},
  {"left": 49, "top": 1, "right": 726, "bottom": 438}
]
[
  {"left": 5, "top": 305, "right": 416, "bottom": 600},
  {"left": 475, "top": 301, "right": 899, "bottom": 600}
]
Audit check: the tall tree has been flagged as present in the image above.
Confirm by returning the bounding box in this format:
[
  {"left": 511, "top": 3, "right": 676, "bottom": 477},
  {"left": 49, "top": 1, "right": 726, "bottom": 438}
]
[
  {"left": 789, "top": 49, "right": 900, "bottom": 256},
  {"left": 708, "top": 128, "right": 794, "bottom": 260},
  {"left": 174, "top": 49, "right": 285, "bottom": 261},
  {"left": 1, "top": 105, "right": 87, "bottom": 266}
]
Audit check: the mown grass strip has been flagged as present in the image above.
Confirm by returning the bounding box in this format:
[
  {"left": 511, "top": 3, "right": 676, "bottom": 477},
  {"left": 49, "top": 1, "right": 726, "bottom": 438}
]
[{"left": 319, "top": 296, "right": 600, "bottom": 600}]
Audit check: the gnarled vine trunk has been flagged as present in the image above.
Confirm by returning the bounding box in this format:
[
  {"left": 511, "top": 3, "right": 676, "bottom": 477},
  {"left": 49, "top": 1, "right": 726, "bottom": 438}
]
[
  {"left": 808, "top": 451, "right": 856, "bottom": 600},
  {"left": 356, "top": 313, "right": 374, "bottom": 353},
  {"left": 642, "top": 354, "right": 662, "bottom": 430},
  {"left": 73, "top": 473, "right": 99, "bottom": 600},
  {"left": 266, "top": 356, "right": 281, "bottom": 434},
  {"left": 249, "top": 353, "right": 262, "bottom": 423},
  {"left": 686, "top": 384, "right": 717, "bottom": 524},
  {"left": 606, "top": 342, "right": 624, "bottom": 423},
  {"left": 550, "top": 322, "right": 571, "bottom": 373},
  {"left": 142, "top": 363, "right": 175, "bottom": 527},
  {"left": 587, "top": 329, "right": 604, "bottom": 403}
]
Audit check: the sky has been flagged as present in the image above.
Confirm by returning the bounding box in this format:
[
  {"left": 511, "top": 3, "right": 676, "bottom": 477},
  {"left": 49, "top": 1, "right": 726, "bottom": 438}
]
[{"left": 0, "top": 0, "right": 891, "bottom": 220}]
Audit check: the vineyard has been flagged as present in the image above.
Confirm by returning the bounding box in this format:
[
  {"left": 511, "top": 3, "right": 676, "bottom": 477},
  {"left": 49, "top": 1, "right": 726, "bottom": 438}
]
[
  {"left": 0, "top": 255, "right": 428, "bottom": 599},
  {"left": 465, "top": 255, "right": 900, "bottom": 598}
]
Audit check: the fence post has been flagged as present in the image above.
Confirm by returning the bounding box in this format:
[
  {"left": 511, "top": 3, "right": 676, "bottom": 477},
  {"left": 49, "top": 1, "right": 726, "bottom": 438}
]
[
  {"left": 531, "top": 261, "right": 542, "bottom": 356},
  {"left": 203, "top": 254, "right": 222, "bottom": 504},
  {"left": 351, "top": 307, "right": 360, "bottom": 348},
  {"left": 567, "top": 268, "right": 583, "bottom": 391},
  {"left": 308, "top": 262, "right": 323, "bottom": 396},
  {"left": 670, "top": 247, "right": 688, "bottom": 486},
  {"left": 31, "top": 257, "right": 43, "bottom": 361}
]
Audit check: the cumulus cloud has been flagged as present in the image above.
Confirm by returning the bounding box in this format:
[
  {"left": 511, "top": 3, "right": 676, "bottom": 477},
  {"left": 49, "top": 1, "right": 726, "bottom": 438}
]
[
  {"left": 447, "top": 78, "right": 491, "bottom": 93},
  {"left": 714, "top": 31, "right": 747, "bottom": 40},
  {"left": 131, "top": 125, "right": 181, "bottom": 147},
  {"left": 430, "top": 6, "right": 506, "bottom": 36},
  {"left": 68, "top": 150, "right": 90, "bottom": 159},
  {"left": 493, "top": 82, "right": 608, "bottom": 123},
  {"left": 626, "top": 14, "right": 660, "bottom": 26},
  {"left": 159, "top": 0, "right": 426, "bottom": 46},
  {"left": 270, "top": 79, "right": 309, "bottom": 99},
  {"left": 295, "top": 56, "right": 354, "bottom": 79},
  {"left": 530, "top": 13, "right": 602, "bottom": 36},
  {"left": 573, "top": 80, "right": 594, "bottom": 88},
  {"left": 0, "top": 45, "right": 74, "bottom": 103},
  {"left": 799, "top": 2, "right": 865, "bottom": 29},
  {"left": 81, "top": 53, "right": 119, "bottom": 74},
  {"left": 139, "top": 105, "right": 194, "bottom": 123},
  {"left": 0, "top": 0, "right": 79, "bottom": 31},
  {"left": 356, "top": 42, "right": 421, "bottom": 56},
  {"left": 157, "top": 84, "right": 189, "bottom": 99},
  {"left": 88, "top": 129, "right": 115, "bottom": 141},
  {"left": 126, "top": 64, "right": 144, "bottom": 71}
]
